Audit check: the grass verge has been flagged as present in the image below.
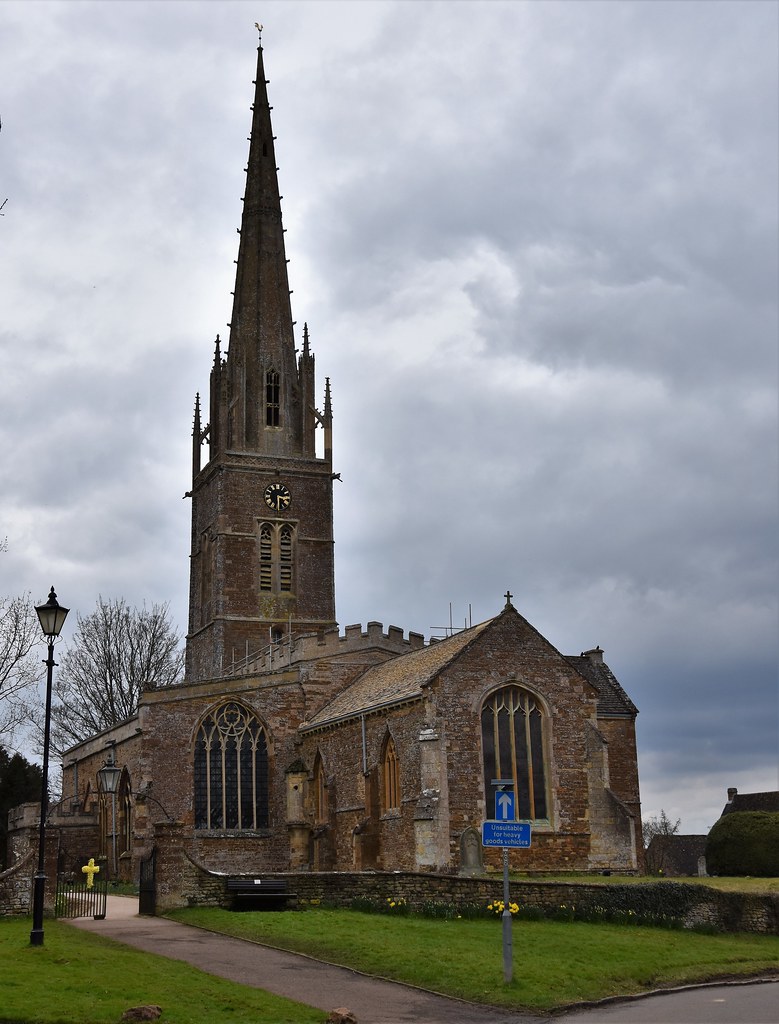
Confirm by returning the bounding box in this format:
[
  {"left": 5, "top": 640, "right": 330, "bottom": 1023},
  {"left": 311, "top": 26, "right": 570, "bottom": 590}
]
[
  {"left": 168, "top": 905, "right": 779, "bottom": 1012},
  {"left": 0, "top": 916, "right": 323, "bottom": 1024}
]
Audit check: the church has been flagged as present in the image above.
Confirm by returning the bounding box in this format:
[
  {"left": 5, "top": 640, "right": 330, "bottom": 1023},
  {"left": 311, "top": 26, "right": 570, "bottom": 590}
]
[{"left": 40, "top": 39, "right": 644, "bottom": 893}]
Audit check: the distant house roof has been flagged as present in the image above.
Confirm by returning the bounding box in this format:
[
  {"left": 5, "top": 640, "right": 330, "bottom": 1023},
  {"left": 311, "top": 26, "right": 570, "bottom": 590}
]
[
  {"left": 645, "top": 834, "right": 708, "bottom": 876},
  {"left": 721, "top": 788, "right": 779, "bottom": 817}
]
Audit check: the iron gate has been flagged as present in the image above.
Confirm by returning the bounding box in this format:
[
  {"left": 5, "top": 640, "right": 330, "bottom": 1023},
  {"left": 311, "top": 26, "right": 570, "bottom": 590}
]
[
  {"left": 139, "top": 848, "right": 156, "bottom": 916},
  {"left": 54, "top": 870, "right": 108, "bottom": 920}
]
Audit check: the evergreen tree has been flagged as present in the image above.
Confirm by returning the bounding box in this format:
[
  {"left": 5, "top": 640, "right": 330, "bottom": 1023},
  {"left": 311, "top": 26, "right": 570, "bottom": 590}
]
[{"left": 0, "top": 745, "right": 43, "bottom": 869}]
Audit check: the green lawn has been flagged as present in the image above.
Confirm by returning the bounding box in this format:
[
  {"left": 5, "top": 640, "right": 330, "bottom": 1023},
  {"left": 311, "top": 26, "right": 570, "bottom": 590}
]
[
  {"left": 0, "top": 917, "right": 324, "bottom": 1024},
  {"left": 168, "top": 905, "right": 779, "bottom": 1012}
]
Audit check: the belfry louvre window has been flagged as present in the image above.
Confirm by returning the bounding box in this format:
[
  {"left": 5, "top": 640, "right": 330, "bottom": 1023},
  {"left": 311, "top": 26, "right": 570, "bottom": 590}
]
[
  {"left": 481, "top": 686, "right": 548, "bottom": 821},
  {"left": 382, "top": 736, "right": 401, "bottom": 812},
  {"left": 194, "top": 702, "right": 269, "bottom": 830},
  {"left": 265, "top": 369, "right": 280, "bottom": 427},
  {"left": 259, "top": 522, "right": 295, "bottom": 593},
  {"left": 259, "top": 524, "right": 273, "bottom": 591},
  {"left": 279, "top": 525, "right": 293, "bottom": 592}
]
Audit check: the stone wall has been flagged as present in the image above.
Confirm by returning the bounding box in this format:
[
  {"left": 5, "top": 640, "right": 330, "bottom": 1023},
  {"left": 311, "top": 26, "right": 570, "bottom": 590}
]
[
  {"left": 165, "top": 853, "right": 778, "bottom": 934},
  {"left": 0, "top": 849, "right": 35, "bottom": 915}
]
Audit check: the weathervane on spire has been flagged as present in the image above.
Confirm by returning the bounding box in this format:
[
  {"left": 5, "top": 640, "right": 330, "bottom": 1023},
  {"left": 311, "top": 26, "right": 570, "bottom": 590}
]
[{"left": 255, "top": 22, "right": 263, "bottom": 37}]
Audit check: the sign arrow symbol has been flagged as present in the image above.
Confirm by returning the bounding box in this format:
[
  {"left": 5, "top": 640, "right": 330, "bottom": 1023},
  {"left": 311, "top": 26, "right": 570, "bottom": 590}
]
[{"left": 497, "top": 792, "right": 513, "bottom": 820}]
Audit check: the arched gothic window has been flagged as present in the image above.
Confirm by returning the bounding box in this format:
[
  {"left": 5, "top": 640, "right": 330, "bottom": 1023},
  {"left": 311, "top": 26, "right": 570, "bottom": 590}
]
[
  {"left": 194, "top": 702, "right": 269, "bottom": 830},
  {"left": 481, "top": 686, "right": 548, "bottom": 821},
  {"left": 117, "top": 769, "right": 132, "bottom": 857},
  {"left": 265, "top": 369, "right": 280, "bottom": 427},
  {"left": 258, "top": 523, "right": 296, "bottom": 593},
  {"left": 313, "top": 753, "right": 327, "bottom": 823},
  {"left": 382, "top": 735, "right": 401, "bottom": 813}
]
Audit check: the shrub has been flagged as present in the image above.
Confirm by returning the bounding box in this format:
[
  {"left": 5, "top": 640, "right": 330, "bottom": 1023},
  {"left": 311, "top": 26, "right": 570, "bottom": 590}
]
[{"left": 705, "top": 812, "right": 779, "bottom": 877}]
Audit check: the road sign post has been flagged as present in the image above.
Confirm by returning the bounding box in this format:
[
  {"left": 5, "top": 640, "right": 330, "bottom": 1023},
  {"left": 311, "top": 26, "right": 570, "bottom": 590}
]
[
  {"left": 501, "top": 846, "right": 512, "bottom": 983},
  {"left": 486, "top": 780, "right": 532, "bottom": 985}
]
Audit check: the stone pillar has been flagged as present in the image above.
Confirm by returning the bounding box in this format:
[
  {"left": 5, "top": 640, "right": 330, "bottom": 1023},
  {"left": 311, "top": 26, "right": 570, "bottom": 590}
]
[
  {"left": 413, "top": 723, "right": 450, "bottom": 870},
  {"left": 286, "top": 762, "right": 310, "bottom": 870},
  {"left": 152, "top": 821, "right": 188, "bottom": 912}
]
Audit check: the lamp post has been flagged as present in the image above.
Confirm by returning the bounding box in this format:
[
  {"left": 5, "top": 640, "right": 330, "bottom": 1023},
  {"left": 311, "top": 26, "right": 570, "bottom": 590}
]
[
  {"left": 97, "top": 748, "right": 122, "bottom": 878},
  {"left": 30, "top": 587, "right": 69, "bottom": 947}
]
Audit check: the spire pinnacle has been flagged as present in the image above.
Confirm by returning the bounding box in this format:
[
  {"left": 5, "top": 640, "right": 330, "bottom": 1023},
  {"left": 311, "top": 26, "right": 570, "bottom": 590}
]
[{"left": 224, "top": 42, "right": 298, "bottom": 452}]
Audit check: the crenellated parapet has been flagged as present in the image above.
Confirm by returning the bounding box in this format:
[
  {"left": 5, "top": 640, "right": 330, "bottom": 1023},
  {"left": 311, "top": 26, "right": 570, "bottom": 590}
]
[{"left": 221, "top": 621, "right": 426, "bottom": 679}]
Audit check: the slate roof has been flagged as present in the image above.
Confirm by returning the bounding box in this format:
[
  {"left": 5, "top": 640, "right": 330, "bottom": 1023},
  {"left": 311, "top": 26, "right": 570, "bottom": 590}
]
[
  {"left": 302, "top": 618, "right": 495, "bottom": 730},
  {"left": 721, "top": 791, "right": 779, "bottom": 816},
  {"left": 303, "top": 609, "right": 637, "bottom": 731},
  {"left": 565, "top": 654, "right": 638, "bottom": 717},
  {"left": 645, "top": 834, "right": 708, "bottom": 876}
]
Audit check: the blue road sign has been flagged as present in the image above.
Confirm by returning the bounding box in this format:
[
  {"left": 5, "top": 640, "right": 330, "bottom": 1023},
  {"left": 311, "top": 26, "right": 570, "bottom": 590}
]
[
  {"left": 494, "top": 791, "right": 515, "bottom": 820},
  {"left": 482, "top": 820, "right": 532, "bottom": 848}
]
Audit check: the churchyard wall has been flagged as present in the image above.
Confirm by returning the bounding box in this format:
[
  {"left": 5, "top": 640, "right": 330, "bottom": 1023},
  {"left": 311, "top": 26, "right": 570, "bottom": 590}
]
[{"left": 166, "top": 854, "right": 779, "bottom": 935}]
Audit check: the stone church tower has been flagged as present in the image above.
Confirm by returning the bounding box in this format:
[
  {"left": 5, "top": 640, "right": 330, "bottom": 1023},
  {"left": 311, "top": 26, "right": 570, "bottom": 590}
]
[{"left": 186, "top": 41, "right": 336, "bottom": 682}]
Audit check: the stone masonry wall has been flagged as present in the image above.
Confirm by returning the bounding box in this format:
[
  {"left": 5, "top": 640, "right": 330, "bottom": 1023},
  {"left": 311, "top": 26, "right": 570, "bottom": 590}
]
[{"left": 168, "top": 857, "right": 779, "bottom": 935}]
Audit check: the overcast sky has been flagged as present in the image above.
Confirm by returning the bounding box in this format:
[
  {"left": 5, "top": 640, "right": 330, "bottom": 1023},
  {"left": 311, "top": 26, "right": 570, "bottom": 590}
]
[{"left": 1, "top": 0, "right": 776, "bottom": 835}]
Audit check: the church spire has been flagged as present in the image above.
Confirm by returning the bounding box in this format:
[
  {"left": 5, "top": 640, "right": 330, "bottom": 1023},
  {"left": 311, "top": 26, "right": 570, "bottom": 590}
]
[{"left": 224, "top": 37, "right": 301, "bottom": 454}]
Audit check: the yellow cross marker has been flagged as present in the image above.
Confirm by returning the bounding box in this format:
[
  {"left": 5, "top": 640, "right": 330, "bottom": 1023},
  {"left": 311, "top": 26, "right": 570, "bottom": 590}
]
[{"left": 81, "top": 858, "right": 100, "bottom": 888}]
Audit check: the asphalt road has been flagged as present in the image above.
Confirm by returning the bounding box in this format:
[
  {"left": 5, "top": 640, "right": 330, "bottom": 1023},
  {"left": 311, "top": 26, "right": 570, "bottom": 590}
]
[{"left": 67, "top": 897, "right": 778, "bottom": 1024}]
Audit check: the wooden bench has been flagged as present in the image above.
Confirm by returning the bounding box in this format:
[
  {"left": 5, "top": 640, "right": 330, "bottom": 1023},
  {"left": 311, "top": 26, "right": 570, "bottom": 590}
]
[{"left": 226, "top": 877, "right": 297, "bottom": 910}]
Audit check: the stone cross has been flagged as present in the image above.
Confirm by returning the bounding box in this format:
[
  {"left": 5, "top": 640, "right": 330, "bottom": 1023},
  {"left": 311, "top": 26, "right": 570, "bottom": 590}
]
[{"left": 82, "top": 857, "right": 100, "bottom": 888}]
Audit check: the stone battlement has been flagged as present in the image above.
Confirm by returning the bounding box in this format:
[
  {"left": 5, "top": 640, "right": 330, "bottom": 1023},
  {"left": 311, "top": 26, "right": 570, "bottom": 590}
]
[{"left": 222, "top": 621, "right": 426, "bottom": 678}]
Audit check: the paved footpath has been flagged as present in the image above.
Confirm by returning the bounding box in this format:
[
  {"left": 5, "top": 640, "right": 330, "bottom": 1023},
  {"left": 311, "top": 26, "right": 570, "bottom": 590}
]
[{"left": 67, "top": 897, "right": 777, "bottom": 1024}]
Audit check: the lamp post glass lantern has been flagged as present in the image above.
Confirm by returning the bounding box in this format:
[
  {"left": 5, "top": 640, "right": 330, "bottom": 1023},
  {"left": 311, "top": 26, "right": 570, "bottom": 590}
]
[
  {"left": 97, "top": 750, "right": 121, "bottom": 878},
  {"left": 30, "top": 587, "right": 68, "bottom": 947}
]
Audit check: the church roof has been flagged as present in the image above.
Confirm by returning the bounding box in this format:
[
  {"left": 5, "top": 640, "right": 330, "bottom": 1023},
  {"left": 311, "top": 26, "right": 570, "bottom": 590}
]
[
  {"left": 303, "top": 605, "right": 636, "bottom": 730},
  {"left": 302, "top": 617, "right": 495, "bottom": 730},
  {"left": 565, "top": 653, "right": 638, "bottom": 717}
]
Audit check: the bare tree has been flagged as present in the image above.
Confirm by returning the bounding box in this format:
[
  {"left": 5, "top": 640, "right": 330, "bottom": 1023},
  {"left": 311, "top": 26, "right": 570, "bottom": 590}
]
[
  {"left": 643, "top": 808, "right": 681, "bottom": 874},
  {"left": 0, "top": 542, "right": 44, "bottom": 742},
  {"left": 0, "top": 591, "right": 42, "bottom": 741},
  {"left": 43, "top": 597, "right": 184, "bottom": 754}
]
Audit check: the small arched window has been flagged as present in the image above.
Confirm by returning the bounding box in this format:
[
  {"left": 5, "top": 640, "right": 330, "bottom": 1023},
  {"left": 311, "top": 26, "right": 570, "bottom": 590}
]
[
  {"left": 481, "top": 686, "right": 548, "bottom": 821},
  {"left": 117, "top": 769, "right": 132, "bottom": 857},
  {"left": 265, "top": 369, "right": 280, "bottom": 427},
  {"left": 313, "top": 753, "right": 327, "bottom": 823},
  {"left": 194, "top": 702, "right": 269, "bottom": 830},
  {"left": 382, "top": 735, "right": 401, "bottom": 813}
]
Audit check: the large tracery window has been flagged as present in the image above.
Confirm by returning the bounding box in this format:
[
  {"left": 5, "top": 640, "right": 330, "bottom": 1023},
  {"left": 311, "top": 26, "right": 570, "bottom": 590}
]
[
  {"left": 481, "top": 686, "right": 548, "bottom": 821},
  {"left": 194, "top": 702, "right": 269, "bottom": 830}
]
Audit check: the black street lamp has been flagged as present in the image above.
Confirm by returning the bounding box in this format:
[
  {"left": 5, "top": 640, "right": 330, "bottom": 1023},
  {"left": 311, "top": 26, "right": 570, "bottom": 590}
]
[
  {"left": 97, "top": 748, "right": 121, "bottom": 878},
  {"left": 30, "top": 586, "right": 69, "bottom": 947}
]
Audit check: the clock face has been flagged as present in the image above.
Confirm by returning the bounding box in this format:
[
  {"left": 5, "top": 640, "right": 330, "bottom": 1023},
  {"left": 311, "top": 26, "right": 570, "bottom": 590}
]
[{"left": 264, "top": 482, "right": 291, "bottom": 511}]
